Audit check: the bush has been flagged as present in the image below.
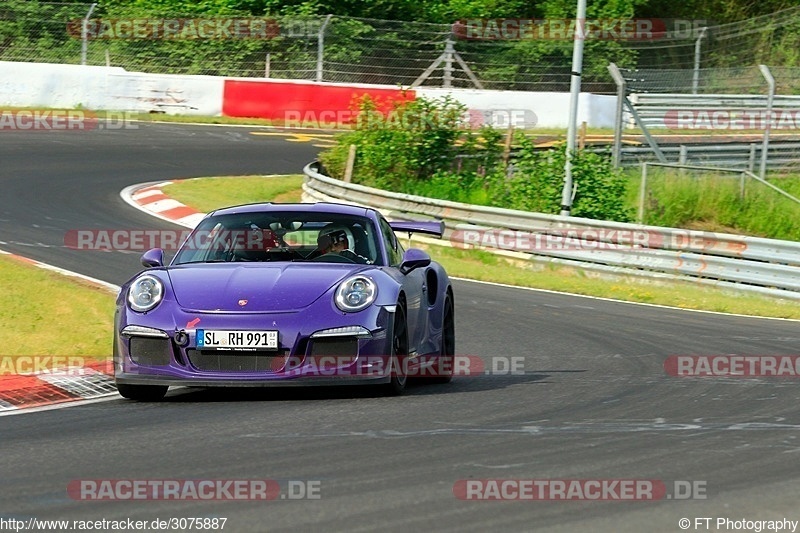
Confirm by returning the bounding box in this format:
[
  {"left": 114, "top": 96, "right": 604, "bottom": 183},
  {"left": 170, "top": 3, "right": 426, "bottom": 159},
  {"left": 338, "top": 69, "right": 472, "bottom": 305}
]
[
  {"left": 319, "top": 96, "right": 634, "bottom": 223},
  {"left": 495, "top": 135, "right": 634, "bottom": 222}
]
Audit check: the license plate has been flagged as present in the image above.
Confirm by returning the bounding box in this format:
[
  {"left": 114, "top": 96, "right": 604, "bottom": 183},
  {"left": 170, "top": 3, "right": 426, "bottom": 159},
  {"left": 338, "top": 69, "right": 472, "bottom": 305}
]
[{"left": 197, "top": 330, "right": 278, "bottom": 351}]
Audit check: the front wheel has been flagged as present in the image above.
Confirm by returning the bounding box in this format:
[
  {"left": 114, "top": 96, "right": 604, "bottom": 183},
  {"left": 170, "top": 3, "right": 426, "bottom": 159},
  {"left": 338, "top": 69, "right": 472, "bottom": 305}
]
[
  {"left": 382, "top": 303, "right": 408, "bottom": 396},
  {"left": 117, "top": 383, "right": 168, "bottom": 402}
]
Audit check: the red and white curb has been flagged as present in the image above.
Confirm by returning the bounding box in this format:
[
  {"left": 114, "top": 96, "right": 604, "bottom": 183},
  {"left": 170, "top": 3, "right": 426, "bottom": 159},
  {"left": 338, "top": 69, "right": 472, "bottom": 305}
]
[
  {"left": 0, "top": 249, "right": 120, "bottom": 413},
  {"left": 0, "top": 181, "right": 202, "bottom": 413},
  {"left": 0, "top": 361, "right": 117, "bottom": 414},
  {"left": 121, "top": 181, "right": 205, "bottom": 229}
]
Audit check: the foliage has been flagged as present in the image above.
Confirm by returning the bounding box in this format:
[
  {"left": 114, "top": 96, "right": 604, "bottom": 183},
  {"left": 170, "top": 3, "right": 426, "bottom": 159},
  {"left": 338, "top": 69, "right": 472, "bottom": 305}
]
[
  {"left": 491, "top": 135, "right": 633, "bottom": 221},
  {"left": 321, "top": 96, "right": 633, "bottom": 223},
  {"left": 320, "top": 94, "right": 484, "bottom": 189}
]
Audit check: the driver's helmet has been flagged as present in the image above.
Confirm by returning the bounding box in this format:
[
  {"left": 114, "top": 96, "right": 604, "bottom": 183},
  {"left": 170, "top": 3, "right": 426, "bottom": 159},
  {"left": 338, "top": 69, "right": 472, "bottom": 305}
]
[{"left": 317, "top": 225, "right": 352, "bottom": 251}]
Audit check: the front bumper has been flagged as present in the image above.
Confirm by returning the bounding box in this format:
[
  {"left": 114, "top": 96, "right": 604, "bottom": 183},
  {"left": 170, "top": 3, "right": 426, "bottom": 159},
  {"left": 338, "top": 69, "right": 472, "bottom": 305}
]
[{"left": 114, "top": 305, "right": 396, "bottom": 388}]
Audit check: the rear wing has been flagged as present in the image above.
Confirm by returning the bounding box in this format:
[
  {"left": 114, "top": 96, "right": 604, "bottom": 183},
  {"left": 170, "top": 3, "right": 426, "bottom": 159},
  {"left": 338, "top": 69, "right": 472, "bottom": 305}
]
[{"left": 389, "top": 220, "right": 445, "bottom": 238}]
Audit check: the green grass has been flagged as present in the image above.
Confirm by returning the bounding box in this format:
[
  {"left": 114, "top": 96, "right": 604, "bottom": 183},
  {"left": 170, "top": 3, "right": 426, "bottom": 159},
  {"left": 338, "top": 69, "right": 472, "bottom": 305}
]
[
  {"left": 391, "top": 164, "right": 800, "bottom": 241},
  {"left": 628, "top": 169, "right": 800, "bottom": 239},
  {"left": 0, "top": 255, "right": 115, "bottom": 359},
  {"left": 163, "top": 175, "right": 800, "bottom": 319},
  {"left": 162, "top": 175, "right": 304, "bottom": 213}
]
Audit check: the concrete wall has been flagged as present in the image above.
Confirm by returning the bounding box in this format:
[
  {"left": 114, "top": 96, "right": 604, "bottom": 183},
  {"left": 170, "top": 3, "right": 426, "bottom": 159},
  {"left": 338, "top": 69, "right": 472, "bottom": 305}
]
[
  {"left": 0, "top": 61, "right": 617, "bottom": 128},
  {"left": 0, "top": 62, "right": 224, "bottom": 116}
]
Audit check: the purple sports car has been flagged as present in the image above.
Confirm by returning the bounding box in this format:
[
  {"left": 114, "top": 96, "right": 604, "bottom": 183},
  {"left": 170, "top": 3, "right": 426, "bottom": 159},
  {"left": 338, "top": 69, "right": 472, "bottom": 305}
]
[{"left": 113, "top": 202, "right": 455, "bottom": 400}]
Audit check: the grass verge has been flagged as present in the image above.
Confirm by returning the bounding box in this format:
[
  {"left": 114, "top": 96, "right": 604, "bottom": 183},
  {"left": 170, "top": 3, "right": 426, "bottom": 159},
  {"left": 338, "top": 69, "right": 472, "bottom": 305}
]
[
  {"left": 163, "top": 175, "right": 800, "bottom": 319},
  {"left": 0, "top": 255, "right": 115, "bottom": 360},
  {"left": 162, "top": 175, "right": 304, "bottom": 213}
]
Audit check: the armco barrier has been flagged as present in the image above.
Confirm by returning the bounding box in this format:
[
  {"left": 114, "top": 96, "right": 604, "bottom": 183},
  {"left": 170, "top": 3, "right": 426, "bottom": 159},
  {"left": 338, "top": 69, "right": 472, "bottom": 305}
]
[{"left": 303, "top": 161, "right": 800, "bottom": 300}]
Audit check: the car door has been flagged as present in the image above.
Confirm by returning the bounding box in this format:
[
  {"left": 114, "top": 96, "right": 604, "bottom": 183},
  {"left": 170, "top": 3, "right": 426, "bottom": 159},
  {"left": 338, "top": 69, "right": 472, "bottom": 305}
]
[{"left": 380, "top": 217, "right": 428, "bottom": 355}]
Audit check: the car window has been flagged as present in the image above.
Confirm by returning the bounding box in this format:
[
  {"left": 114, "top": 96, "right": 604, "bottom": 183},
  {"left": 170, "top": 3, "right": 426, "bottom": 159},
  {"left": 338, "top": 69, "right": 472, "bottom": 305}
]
[
  {"left": 172, "top": 211, "right": 382, "bottom": 265},
  {"left": 379, "top": 218, "right": 404, "bottom": 266}
]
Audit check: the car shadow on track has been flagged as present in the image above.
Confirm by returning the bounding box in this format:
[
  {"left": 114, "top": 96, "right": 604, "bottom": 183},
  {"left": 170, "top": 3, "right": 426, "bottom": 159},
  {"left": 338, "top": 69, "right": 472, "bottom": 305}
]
[{"left": 157, "top": 369, "right": 581, "bottom": 403}]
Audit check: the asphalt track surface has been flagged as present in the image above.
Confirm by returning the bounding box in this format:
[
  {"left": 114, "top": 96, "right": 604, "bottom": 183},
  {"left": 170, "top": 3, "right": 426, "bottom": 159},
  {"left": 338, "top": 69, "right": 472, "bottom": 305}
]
[{"left": 2, "top": 124, "right": 800, "bottom": 532}]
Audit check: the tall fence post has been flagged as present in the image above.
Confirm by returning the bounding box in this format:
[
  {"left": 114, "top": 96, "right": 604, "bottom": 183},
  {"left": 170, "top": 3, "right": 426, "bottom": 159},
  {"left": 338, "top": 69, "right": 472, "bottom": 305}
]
[
  {"left": 561, "top": 0, "right": 587, "bottom": 217},
  {"left": 692, "top": 27, "right": 707, "bottom": 95},
  {"left": 316, "top": 15, "right": 333, "bottom": 83},
  {"left": 443, "top": 38, "right": 455, "bottom": 88},
  {"left": 80, "top": 3, "right": 97, "bottom": 66},
  {"left": 759, "top": 64, "right": 775, "bottom": 179}
]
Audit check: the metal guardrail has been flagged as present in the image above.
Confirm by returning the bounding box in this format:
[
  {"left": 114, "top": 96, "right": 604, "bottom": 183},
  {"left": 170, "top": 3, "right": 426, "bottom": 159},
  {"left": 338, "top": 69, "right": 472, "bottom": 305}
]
[
  {"left": 613, "top": 142, "right": 800, "bottom": 170},
  {"left": 303, "top": 161, "right": 800, "bottom": 300}
]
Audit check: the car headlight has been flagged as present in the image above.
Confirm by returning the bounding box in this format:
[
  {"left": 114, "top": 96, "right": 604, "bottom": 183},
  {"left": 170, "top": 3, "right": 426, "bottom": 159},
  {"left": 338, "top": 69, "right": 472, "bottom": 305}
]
[
  {"left": 335, "top": 276, "right": 377, "bottom": 313},
  {"left": 128, "top": 274, "right": 164, "bottom": 312}
]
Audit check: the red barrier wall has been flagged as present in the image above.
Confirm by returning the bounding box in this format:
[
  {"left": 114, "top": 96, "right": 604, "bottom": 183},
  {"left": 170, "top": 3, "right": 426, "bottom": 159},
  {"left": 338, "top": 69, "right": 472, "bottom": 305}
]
[{"left": 222, "top": 80, "right": 415, "bottom": 125}]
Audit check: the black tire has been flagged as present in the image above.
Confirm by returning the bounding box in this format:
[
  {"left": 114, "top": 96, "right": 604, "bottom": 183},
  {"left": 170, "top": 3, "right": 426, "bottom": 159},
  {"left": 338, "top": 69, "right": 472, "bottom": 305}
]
[
  {"left": 382, "top": 302, "right": 408, "bottom": 396},
  {"left": 432, "top": 293, "right": 455, "bottom": 384},
  {"left": 117, "top": 384, "right": 168, "bottom": 402}
]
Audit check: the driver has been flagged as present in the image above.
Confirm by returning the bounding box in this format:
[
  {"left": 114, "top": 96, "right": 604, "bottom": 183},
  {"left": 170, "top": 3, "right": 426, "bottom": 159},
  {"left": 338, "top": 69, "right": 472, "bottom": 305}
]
[{"left": 316, "top": 228, "right": 370, "bottom": 264}]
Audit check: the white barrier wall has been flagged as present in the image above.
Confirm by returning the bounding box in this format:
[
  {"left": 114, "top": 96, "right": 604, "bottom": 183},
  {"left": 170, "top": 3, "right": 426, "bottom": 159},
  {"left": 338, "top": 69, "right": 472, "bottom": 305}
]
[
  {"left": 0, "top": 61, "right": 617, "bottom": 127},
  {"left": 0, "top": 62, "right": 123, "bottom": 109},
  {"left": 416, "top": 87, "right": 617, "bottom": 128},
  {"left": 0, "top": 62, "right": 224, "bottom": 116}
]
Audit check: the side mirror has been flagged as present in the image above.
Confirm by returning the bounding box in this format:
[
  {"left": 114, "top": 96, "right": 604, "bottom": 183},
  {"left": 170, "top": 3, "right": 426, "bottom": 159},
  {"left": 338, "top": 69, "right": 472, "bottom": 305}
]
[
  {"left": 141, "top": 248, "right": 164, "bottom": 268},
  {"left": 399, "top": 248, "right": 431, "bottom": 275}
]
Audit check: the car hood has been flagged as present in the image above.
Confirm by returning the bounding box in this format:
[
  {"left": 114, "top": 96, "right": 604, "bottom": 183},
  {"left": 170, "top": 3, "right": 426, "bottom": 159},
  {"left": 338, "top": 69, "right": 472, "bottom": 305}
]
[{"left": 166, "top": 263, "right": 366, "bottom": 312}]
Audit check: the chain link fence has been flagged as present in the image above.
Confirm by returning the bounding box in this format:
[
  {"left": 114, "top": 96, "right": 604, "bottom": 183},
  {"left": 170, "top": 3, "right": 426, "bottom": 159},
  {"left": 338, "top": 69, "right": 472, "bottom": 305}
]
[{"left": 3, "top": 3, "right": 800, "bottom": 94}]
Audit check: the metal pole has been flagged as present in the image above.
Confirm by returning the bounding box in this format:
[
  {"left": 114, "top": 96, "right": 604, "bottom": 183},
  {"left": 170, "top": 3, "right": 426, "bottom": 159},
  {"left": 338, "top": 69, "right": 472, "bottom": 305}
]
[
  {"left": 443, "top": 38, "right": 454, "bottom": 88},
  {"left": 759, "top": 64, "right": 775, "bottom": 180},
  {"left": 692, "top": 27, "right": 707, "bottom": 95},
  {"left": 316, "top": 15, "right": 333, "bottom": 83},
  {"left": 608, "top": 63, "right": 626, "bottom": 168},
  {"left": 81, "top": 3, "right": 97, "bottom": 66},
  {"left": 265, "top": 53, "right": 270, "bottom": 78},
  {"left": 561, "top": 0, "right": 587, "bottom": 217},
  {"left": 679, "top": 145, "right": 687, "bottom": 176}
]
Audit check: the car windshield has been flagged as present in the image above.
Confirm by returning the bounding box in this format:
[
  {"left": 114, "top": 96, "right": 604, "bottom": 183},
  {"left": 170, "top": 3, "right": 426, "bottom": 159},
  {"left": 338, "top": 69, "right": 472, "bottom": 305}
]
[{"left": 171, "top": 211, "right": 382, "bottom": 266}]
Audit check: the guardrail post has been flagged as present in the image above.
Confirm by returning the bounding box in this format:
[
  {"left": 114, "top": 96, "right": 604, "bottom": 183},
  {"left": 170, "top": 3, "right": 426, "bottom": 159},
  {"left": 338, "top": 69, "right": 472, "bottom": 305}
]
[
  {"left": 759, "top": 65, "right": 775, "bottom": 179},
  {"left": 638, "top": 163, "right": 648, "bottom": 223},
  {"left": 748, "top": 143, "right": 757, "bottom": 173},
  {"left": 740, "top": 171, "right": 746, "bottom": 200},
  {"left": 679, "top": 145, "right": 687, "bottom": 176},
  {"left": 344, "top": 144, "right": 357, "bottom": 183}
]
